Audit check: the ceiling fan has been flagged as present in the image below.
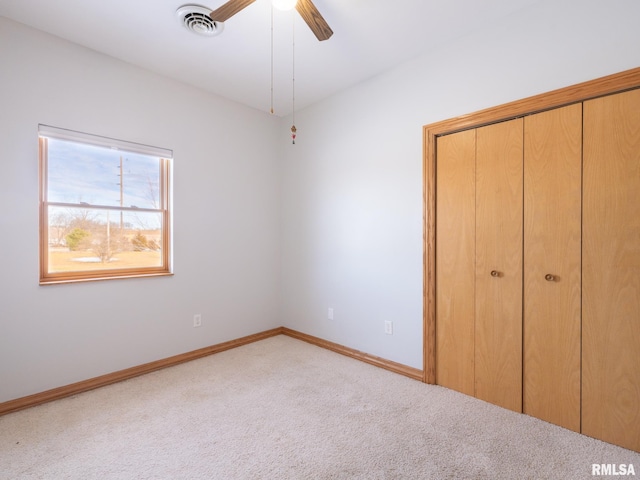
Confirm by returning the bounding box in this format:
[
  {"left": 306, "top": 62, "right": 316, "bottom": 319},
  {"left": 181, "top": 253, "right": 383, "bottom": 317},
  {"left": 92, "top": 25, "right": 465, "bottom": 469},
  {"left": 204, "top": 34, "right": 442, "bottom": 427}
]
[{"left": 209, "top": 0, "right": 333, "bottom": 41}]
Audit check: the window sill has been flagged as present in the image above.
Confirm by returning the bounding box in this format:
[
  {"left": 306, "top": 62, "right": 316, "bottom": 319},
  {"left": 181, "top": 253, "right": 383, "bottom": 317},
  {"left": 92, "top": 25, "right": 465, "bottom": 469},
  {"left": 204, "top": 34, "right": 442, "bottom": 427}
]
[{"left": 39, "top": 271, "right": 174, "bottom": 285}]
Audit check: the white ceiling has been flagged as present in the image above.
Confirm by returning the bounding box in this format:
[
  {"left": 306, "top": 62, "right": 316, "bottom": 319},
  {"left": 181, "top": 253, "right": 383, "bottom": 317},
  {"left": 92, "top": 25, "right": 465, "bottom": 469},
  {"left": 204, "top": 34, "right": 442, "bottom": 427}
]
[{"left": 0, "top": 0, "right": 543, "bottom": 116}]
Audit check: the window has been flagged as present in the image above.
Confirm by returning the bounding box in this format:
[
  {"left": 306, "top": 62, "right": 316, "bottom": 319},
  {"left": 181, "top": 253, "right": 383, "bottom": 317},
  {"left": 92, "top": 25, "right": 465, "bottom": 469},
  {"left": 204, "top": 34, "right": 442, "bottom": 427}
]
[{"left": 39, "top": 125, "right": 172, "bottom": 284}]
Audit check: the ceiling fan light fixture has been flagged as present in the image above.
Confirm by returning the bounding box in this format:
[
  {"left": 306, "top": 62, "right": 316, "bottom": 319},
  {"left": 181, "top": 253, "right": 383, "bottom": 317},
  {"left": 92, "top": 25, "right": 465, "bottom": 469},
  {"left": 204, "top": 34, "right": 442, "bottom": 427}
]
[{"left": 272, "top": 0, "right": 298, "bottom": 11}]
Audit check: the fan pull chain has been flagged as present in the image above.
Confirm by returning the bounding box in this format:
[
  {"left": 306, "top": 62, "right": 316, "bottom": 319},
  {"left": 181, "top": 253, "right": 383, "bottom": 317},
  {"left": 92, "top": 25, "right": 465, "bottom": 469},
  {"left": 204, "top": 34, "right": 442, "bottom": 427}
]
[
  {"left": 270, "top": 4, "right": 274, "bottom": 115},
  {"left": 291, "top": 14, "right": 297, "bottom": 144}
]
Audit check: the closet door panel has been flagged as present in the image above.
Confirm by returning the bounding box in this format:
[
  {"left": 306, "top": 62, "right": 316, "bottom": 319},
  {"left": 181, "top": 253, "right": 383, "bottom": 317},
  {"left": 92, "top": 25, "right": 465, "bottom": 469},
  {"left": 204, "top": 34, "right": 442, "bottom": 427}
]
[
  {"left": 523, "top": 104, "right": 582, "bottom": 432},
  {"left": 583, "top": 89, "right": 640, "bottom": 452},
  {"left": 436, "top": 129, "right": 476, "bottom": 396},
  {"left": 475, "top": 118, "right": 523, "bottom": 412}
]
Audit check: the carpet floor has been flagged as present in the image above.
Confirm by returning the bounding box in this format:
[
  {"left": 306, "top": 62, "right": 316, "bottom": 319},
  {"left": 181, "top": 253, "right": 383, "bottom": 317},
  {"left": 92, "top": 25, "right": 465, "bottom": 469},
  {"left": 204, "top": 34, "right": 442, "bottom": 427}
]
[{"left": 1, "top": 335, "right": 638, "bottom": 479}]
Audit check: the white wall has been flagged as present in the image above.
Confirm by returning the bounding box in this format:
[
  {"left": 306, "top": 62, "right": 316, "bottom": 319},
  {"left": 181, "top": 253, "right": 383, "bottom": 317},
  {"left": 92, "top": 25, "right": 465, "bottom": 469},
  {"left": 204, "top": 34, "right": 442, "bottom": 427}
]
[
  {"left": 280, "top": 0, "right": 640, "bottom": 369},
  {"left": 0, "top": 17, "right": 281, "bottom": 403}
]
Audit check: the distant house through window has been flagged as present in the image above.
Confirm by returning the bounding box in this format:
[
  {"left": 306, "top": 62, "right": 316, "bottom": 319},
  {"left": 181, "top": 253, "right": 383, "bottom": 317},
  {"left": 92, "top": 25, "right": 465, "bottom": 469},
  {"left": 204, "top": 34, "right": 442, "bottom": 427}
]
[{"left": 39, "top": 125, "right": 172, "bottom": 284}]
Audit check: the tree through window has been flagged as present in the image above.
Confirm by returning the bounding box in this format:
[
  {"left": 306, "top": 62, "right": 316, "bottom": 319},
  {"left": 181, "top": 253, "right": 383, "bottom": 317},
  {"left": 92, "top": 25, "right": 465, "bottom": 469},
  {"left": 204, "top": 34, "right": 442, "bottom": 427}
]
[{"left": 39, "top": 125, "right": 172, "bottom": 284}]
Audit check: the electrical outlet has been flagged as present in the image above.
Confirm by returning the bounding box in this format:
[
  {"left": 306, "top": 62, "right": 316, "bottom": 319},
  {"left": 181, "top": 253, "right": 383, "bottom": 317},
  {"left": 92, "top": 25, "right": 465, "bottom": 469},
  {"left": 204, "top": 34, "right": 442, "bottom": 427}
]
[
  {"left": 193, "top": 314, "right": 202, "bottom": 328},
  {"left": 328, "top": 308, "right": 334, "bottom": 320},
  {"left": 384, "top": 320, "right": 393, "bottom": 335}
]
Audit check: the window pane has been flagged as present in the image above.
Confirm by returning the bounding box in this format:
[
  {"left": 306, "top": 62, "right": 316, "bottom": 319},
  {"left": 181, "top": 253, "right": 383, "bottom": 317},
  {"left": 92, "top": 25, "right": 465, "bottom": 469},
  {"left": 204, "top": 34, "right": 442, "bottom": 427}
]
[
  {"left": 47, "top": 138, "right": 161, "bottom": 210},
  {"left": 47, "top": 206, "right": 164, "bottom": 273},
  {"left": 39, "top": 127, "right": 172, "bottom": 284}
]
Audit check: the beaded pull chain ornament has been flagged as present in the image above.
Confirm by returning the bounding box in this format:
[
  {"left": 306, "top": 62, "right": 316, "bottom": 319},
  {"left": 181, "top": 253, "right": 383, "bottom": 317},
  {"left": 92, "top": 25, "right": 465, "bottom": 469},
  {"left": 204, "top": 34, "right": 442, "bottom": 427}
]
[
  {"left": 270, "top": 4, "right": 298, "bottom": 145},
  {"left": 290, "top": 15, "right": 297, "bottom": 145}
]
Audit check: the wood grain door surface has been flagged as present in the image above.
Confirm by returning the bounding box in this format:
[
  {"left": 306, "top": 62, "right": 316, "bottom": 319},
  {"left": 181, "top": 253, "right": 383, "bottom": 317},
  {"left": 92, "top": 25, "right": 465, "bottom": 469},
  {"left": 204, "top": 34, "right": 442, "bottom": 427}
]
[
  {"left": 523, "top": 104, "right": 582, "bottom": 432},
  {"left": 436, "top": 129, "right": 477, "bottom": 396},
  {"left": 583, "top": 88, "right": 640, "bottom": 452},
  {"left": 474, "top": 119, "right": 524, "bottom": 412}
]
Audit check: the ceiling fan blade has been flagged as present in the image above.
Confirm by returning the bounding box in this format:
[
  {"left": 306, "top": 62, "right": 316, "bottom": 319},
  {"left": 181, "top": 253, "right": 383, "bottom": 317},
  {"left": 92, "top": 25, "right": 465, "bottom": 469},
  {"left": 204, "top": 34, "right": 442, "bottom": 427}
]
[
  {"left": 209, "top": 0, "right": 257, "bottom": 22},
  {"left": 296, "top": 0, "right": 333, "bottom": 41}
]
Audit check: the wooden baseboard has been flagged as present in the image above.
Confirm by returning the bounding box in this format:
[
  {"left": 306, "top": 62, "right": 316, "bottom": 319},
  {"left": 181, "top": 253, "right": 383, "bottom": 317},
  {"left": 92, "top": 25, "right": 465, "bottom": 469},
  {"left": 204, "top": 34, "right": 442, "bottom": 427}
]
[
  {"left": 0, "top": 326, "right": 423, "bottom": 416},
  {"left": 0, "top": 327, "right": 284, "bottom": 416},
  {"left": 281, "top": 327, "right": 424, "bottom": 381}
]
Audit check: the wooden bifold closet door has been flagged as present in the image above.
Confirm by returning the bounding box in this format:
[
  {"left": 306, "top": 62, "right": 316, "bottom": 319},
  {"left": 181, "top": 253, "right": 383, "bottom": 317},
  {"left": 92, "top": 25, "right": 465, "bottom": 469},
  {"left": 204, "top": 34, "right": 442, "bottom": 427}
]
[
  {"left": 435, "top": 129, "right": 476, "bottom": 397},
  {"left": 474, "top": 119, "right": 523, "bottom": 413},
  {"left": 523, "top": 104, "right": 582, "bottom": 432},
  {"left": 436, "top": 106, "right": 582, "bottom": 423},
  {"left": 582, "top": 89, "right": 640, "bottom": 452},
  {"left": 436, "top": 118, "right": 524, "bottom": 413}
]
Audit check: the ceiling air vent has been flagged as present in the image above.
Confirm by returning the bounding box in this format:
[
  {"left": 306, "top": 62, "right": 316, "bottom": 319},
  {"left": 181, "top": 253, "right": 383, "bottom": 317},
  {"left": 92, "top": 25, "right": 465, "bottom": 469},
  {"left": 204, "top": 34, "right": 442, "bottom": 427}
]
[{"left": 176, "top": 5, "right": 224, "bottom": 37}]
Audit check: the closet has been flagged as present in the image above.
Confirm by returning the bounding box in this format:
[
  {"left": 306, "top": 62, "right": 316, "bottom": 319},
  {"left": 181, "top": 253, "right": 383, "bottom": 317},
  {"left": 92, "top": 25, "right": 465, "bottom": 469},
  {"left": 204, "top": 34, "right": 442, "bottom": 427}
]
[{"left": 427, "top": 69, "right": 640, "bottom": 452}]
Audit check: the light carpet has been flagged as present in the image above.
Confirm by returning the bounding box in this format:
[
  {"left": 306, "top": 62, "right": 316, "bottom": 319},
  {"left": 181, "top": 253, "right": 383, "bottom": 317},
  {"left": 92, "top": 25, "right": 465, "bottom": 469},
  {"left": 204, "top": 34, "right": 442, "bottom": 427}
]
[{"left": 1, "top": 335, "right": 638, "bottom": 479}]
